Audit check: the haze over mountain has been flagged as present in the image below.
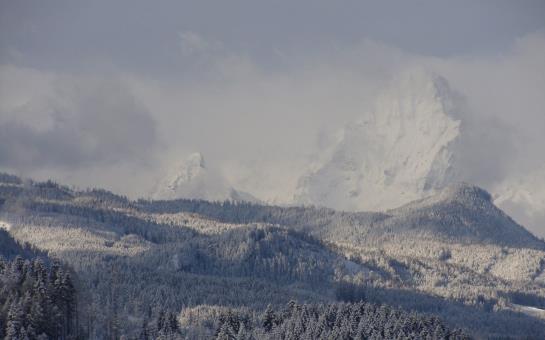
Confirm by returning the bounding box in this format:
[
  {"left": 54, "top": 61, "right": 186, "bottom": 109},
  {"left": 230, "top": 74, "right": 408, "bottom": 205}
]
[
  {"left": 494, "top": 165, "right": 545, "bottom": 237},
  {"left": 152, "top": 152, "right": 258, "bottom": 203},
  {"left": 152, "top": 70, "right": 545, "bottom": 239},
  {"left": 294, "top": 69, "right": 462, "bottom": 211}
]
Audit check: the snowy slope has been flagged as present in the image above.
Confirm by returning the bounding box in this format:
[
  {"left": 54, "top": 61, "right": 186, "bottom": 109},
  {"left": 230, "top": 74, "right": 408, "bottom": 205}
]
[
  {"left": 294, "top": 69, "right": 462, "bottom": 211},
  {"left": 152, "top": 152, "right": 258, "bottom": 202},
  {"left": 382, "top": 183, "right": 544, "bottom": 248}
]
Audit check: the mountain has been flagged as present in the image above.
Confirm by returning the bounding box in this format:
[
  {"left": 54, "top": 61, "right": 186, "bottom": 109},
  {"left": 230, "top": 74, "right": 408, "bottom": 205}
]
[
  {"left": 152, "top": 152, "right": 258, "bottom": 202},
  {"left": 147, "top": 71, "right": 544, "bottom": 243},
  {"left": 294, "top": 69, "right": 462, "bottom": 211},
  {"left": 288, "top": 68, "right": 545, "bottom": 240},
  {"left": 382, "top": 183, "right": 544, "bottom": 248}
]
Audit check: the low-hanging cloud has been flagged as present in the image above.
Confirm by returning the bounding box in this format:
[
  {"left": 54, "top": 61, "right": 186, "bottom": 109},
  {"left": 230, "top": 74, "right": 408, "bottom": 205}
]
[
  {"left": 0, "top": 66, "right": 157, "bottom": 171},
  {"left": 431, "top": 32, "right": 545, "bottom": 175},
  {"left": 124, "top": 32, "right": 545, "bottom": 194}
]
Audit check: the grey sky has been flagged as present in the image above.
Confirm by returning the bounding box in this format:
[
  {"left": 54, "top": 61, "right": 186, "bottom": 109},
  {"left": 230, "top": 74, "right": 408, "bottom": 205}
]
[{"left": 2, "top": 0, "right": 545, "bottom": 73}]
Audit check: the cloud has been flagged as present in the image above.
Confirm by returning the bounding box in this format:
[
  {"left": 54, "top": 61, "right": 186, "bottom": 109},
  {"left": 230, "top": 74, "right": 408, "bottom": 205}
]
[
  {"left": 0, "top": 65, "right": 157, "bottom": 171},
  {"left": 128, "top": 32, "right": 545, "bottom": 176},
  {"left": 430, "top": 31, "right": 545, "bottom": 178},
  {"left": 178, "top": 31, "right": 221, "bottom": 57}
]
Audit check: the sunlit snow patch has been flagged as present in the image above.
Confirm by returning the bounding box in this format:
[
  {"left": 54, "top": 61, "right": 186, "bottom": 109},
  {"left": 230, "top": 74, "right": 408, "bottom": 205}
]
[{"left": 0, "top": 221, "right": 11, "bottom": 231}]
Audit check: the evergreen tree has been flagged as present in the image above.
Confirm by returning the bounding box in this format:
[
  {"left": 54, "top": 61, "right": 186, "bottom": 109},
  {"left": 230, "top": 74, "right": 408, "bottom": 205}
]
[
  {"left": 262, "top": 304, "right": 276, "bottom": 332},
  {"left": 5, "top": 302, "right": 24, "bottom": 340},
  {"left": 217, "top": 322, "right": 235, "bottom": 340},
  {"left": 236, "top": 321, "right": 250, "bottom": 340}
]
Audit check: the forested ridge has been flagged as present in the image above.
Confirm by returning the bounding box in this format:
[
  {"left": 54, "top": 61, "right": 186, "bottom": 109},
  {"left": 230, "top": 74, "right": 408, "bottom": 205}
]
[{"left": 1, "top": 174, "right": 545, "bottom": 338}]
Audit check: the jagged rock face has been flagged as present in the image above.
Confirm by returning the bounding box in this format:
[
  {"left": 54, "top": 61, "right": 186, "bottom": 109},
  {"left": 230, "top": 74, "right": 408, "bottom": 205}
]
[
  {"left": 294, "top": 69, "right": 463, "bottom": 211},
  {"left": 152, "top": 153, "right": 258, "bottom": 202}
]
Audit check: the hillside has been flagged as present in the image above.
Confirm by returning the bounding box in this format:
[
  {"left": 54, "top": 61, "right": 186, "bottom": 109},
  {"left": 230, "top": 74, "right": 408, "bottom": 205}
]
[
  {"left": 1, "top": 174, "right": 545, "bottom": 338},
  {"left": 144, "top": 183, "right": 543, "bottom": 249}
]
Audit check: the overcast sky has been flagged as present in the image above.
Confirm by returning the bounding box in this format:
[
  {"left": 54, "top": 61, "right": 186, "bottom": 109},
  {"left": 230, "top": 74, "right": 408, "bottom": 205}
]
[{"left": 1, "top": 1, "right": 545, "bottom": 221}]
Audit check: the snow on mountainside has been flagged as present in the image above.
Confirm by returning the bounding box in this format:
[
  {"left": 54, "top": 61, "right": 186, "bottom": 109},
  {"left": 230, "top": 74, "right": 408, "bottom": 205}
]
[
  {"left": 152, "top": 152, "right": 258, "bottom": 202},
  {"left": 294, "top": 69, "right": 462, "bottom": 211},
  {"left": 384, "top": 183, "right": 544, "bottom": 248}
]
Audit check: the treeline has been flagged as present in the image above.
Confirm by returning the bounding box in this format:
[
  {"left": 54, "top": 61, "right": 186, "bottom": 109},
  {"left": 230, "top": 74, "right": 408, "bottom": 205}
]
[
  {"left": 179, "top": 301, "right": 470, "bottom": 339},
  {"left": 0, "top": 256, "right": 78, "bottom": 339}
]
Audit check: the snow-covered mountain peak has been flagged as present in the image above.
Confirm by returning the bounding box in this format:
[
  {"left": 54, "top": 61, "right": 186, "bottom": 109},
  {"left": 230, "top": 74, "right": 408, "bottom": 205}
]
[
  {"left": 294, "top": 69, "right": 463, "bottom": 211},
  {"left": 385, "top": 182, "right": 544, "bottom": 249},
  {"left": 187, "top": 152, "right": 206, "bottom": 168},
  {"left": 373, "top": 68, "right": 457, "bottom": 121},
  {"left": 152, "top": 152, "right": 258, "bottom": 203},
  {"left": 396, "top": 182, "right": 493, "bottom": 212},
  {"left": 439, "top": 182, "right": 492, "bottom": 203},
  {"left": 369, "top": 69, "right": 459, "bottom": 142},
  {"left": 168, "top": 152, "right": 206, "bottom": 187}
]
